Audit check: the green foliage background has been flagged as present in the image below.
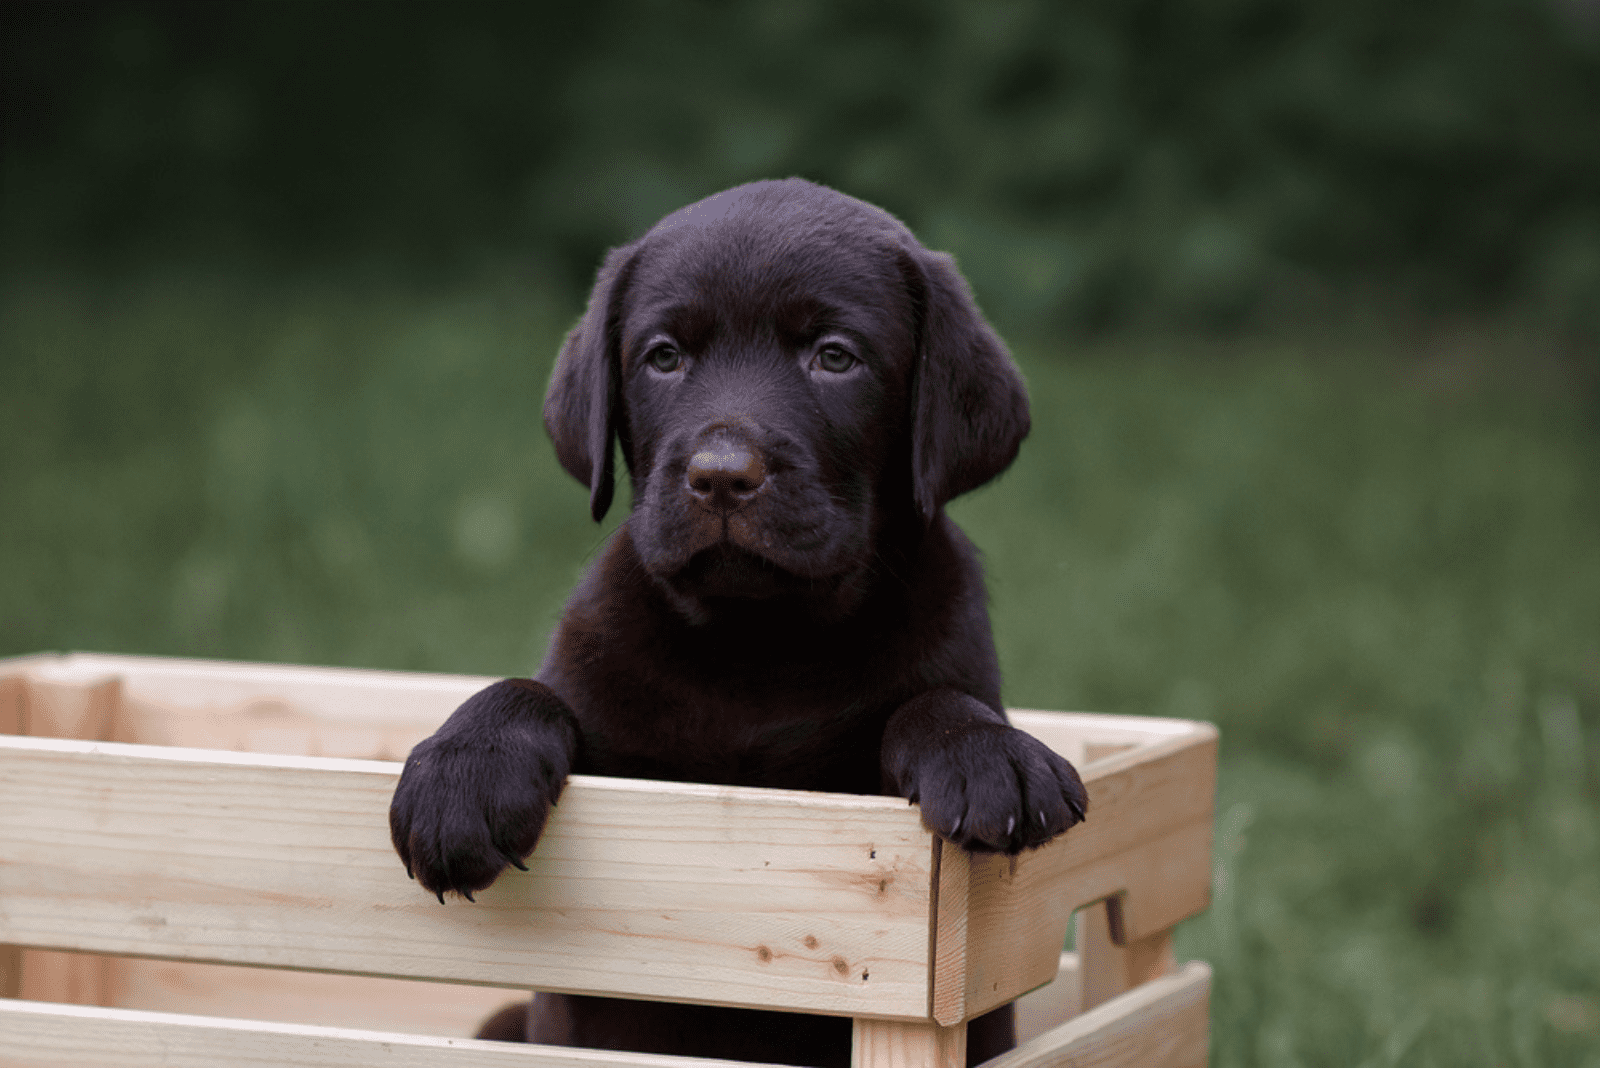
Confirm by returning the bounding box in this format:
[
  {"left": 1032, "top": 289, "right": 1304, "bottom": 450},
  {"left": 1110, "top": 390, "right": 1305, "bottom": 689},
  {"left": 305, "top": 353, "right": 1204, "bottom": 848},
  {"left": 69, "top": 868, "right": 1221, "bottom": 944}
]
[
  {"left": 6, "top": 0, "right": 1600, "bottom": 335},
  {"left": 3, "top": 2, "right": 1599, "bottom": 1065}
]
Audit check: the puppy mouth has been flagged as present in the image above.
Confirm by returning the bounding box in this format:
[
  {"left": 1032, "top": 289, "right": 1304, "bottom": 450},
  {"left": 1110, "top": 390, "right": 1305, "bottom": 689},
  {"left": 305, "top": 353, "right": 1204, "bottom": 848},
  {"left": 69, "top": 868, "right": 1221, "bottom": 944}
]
[
  {"left": 638, "top": 491, "right": 841, "bottom": 578},
  {"left": 669, "top": 543, "right": 809, "bottom": 600},
  {"left": 632, "top": 471, "right": 874, "bottom": 607}
]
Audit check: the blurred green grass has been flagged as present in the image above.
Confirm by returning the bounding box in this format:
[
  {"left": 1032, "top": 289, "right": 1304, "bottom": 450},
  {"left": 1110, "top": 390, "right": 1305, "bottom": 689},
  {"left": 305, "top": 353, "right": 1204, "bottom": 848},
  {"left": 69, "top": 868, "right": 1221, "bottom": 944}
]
[{"left": 1, "top": 269, "right": 1597, "bottom": 1066}]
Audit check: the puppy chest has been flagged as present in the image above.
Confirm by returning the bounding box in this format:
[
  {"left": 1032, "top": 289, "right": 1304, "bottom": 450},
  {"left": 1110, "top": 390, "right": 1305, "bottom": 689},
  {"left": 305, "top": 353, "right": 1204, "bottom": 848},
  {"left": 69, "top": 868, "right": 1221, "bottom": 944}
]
[{"left": 579, "top": 692, "right": 891, "bottom": 794}]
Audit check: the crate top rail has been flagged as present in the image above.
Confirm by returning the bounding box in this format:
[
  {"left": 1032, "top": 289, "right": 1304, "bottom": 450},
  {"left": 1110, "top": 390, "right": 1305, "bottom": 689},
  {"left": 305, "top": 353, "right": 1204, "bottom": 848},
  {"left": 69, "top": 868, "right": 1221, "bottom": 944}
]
[{"left": 0, "top": 652, "right": 1216, "bottom": 1068}]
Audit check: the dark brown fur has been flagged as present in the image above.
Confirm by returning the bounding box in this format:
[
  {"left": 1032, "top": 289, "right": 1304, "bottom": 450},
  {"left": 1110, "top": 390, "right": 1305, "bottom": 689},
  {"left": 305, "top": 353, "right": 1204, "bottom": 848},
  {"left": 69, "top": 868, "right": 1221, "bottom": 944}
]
[{"left": 388, "top": 179, "right": 1087, "bottom": 1067}]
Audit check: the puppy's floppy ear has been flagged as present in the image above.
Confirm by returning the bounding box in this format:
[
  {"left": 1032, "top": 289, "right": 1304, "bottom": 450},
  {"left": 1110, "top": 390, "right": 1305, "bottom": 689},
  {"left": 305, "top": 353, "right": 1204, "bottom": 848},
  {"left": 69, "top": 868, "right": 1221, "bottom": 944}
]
[
  {"left": 544, "top": 243, "right": 639, "bottom": 522},
  {"left": 904, "top": 247, "right": 1030, "bottom": 522}
]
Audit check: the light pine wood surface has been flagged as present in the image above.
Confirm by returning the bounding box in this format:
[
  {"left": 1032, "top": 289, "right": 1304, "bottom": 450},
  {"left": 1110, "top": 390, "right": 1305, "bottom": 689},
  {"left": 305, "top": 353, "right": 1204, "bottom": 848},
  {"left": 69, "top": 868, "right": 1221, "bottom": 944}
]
[
  {"left": 1076, "top": 903, "right": 1176, "bottom": 1014},
  {"left": 4, "top": 651, "right": 488, "bottom": 760},
  {"left": 1011, "top": 953, "right": 1081, "bottom": 1045},
  {"left": 0, "top": 998, "right": 760, "bottom": 1068},
  {"left": 0, "top": 654, "right": 1216, "bottom": 1066},
  {"left": 5, "top": 951, "right": 527, "bottom": 1037},
  {"left": 930, "top": 728, "right": 1215, "bottom": 1025},
  {"left": 0, "top": 657, "right": 522, "bottom": 1031},
  {"left": 980, "top": 962, "right": 1211, "bottom": 1068},
  {"left": 0, "top": 961, "right": 1207, "bottom": 1068},
  {"left": 0, "top": 733, "right": 935, "bottom": 1020},
  {"left": 851, "top": 1019, "right": 967, "bottom": 1068}
]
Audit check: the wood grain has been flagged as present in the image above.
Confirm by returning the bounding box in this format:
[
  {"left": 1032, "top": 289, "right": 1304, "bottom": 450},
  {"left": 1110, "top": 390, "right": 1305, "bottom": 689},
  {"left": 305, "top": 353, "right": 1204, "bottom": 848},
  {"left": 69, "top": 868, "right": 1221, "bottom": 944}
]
[
  {"left": 1011, "top": 952, "right": 1081, "bottom": 1046},
  {"left": 931, "top": 726, "right": 1216, "bottom": 1026},
  {"left": 4, "top": 652, "right": 487, "bottom": 762},
  {"left": 1007, "top": 711, "right": 1206, "bottom": 754},
  {"left": 0, "top": 735, "right": 935, "bottom": 1020},
  {"left": 1, "top": 654, "right": 1219, "bottom": 1064},
  {"left": 0, "top": 664, "right": 521, "bottom": 1034},
  {"left": 0, "top": 998, "right": 765, "bottom": 1068},
  {"left": 104, "top": 956, "right": 526, "bottom": 1037},
  {"left": 1076, "top": 903, "right": 1174, "bottom": 1013},
  {"left": 977, "top": 961, "right": 1211, "bottom": 1068},
  {"left": 1, "top": 675, "right": 125, "bottom": 1011},
  {"left": 851, "top": 1019, "right": 966, "bottom": 1068}
]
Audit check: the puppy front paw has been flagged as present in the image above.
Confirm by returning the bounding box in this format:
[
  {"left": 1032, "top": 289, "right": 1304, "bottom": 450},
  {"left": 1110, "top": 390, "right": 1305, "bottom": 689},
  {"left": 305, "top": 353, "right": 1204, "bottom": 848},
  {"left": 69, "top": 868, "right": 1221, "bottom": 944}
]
[
  {"left": 906, "top": 723, "right": 1087, "bottom": 854},
  {"left": 388, "top": 679, "right": 577, "bottom": 902}
]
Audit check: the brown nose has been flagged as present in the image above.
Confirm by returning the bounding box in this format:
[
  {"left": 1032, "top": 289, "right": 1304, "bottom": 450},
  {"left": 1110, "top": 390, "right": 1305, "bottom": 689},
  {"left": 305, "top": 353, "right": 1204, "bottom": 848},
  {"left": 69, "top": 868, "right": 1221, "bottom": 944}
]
[{"left": 686, "top": 438, "right": 766, "bottom": 510}]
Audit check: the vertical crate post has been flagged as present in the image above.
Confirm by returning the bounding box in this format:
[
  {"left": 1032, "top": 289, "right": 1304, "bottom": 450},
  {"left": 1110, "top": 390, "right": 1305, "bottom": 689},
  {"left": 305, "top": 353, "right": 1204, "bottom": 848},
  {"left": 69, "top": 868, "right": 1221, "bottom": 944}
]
[
  {"left": 1077, "top": 898, "right": 1177, "bottom": 1012},
  {"left": 852, "top": 1019, "right": 967, "bottom": 1068}
]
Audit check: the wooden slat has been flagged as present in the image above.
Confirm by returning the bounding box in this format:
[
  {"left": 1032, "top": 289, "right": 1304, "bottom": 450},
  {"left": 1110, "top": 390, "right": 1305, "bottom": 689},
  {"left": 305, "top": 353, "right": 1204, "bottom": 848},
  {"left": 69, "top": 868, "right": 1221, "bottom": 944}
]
[
  {"left": 9, "top": 652, "right": 488, "bottom": 725},
  {"left": 0, "top": 660, "right": 1210, "bottom": 778},
  {"left": 3, "top": 653, "right": 489, "bottom": 762},
  {"left": 976, "top": 962, "right": 1211, "bottom": 1068},
  {"left": 949, "top": 809, "right": 1210, "bottom": 1022},
  {"left": 928, "top": 832, "right": 969, "bottom": 1026},
  {"left": 98, "top": 955, "right": 526, "bottom": 1037},
  {"left": 1012, "top": 953, "right": 1080, "bottom": 1045},
  {"left": 932, "top": 728, "right": 1216, "bottom": 1026},
  {"left": 1007, "top": 711, "right": 1207, "bottom": 753},
  {"left": 0, "top": 998, "right": 766, "bottom": 1068},
  {"left": 3, "top": 661, "right": 1209, "bottom": 747},
  {"left": 0, "top": 735, "right": 936, "bottom": 1020}
]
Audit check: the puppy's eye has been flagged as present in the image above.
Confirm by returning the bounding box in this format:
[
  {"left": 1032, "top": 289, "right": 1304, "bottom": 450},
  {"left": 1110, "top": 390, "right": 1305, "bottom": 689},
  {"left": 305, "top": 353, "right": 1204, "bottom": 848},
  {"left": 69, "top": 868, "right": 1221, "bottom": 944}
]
[
  {"left": 815, "top": 345, "right": 857, "bottom": 374},
  {"left": 647, "top": 345, "right": 683, "bottom": 373}
]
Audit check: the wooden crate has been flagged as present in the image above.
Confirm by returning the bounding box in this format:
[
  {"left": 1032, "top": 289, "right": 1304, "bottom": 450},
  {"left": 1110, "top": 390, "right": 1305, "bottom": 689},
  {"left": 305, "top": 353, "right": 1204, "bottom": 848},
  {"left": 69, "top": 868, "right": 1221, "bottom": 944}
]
[{"left": 0, "top": 652, "right": 1216, "bottom": 1068}]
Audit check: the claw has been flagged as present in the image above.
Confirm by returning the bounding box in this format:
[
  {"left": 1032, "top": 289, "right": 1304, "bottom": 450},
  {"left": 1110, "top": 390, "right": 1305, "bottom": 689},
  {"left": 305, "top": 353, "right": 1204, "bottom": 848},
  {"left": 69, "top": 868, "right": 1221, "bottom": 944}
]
[
  {"left": 950, "top": 814, "right": 963, "bottom": 836},
  {"left": 500, "top": 849, "right": 529, "bottom": 872},
  {"left": 1038, "top": 809, "right": 1047, "bottom": 827},
  {"left": 461, "top": 889, "right": 475, "bottom": 903},
  {"left": 435, "top": 890, "right": 446, "bottom": 905},
  {"left": 405, "top": 863, "right": 414, "bottom": 880},
  {"left": 1067, "top": 795, "right": 1087, "bottom": 822},
  {"left": 1006, "top": 815, "right": 1015, "bottom": 835}
]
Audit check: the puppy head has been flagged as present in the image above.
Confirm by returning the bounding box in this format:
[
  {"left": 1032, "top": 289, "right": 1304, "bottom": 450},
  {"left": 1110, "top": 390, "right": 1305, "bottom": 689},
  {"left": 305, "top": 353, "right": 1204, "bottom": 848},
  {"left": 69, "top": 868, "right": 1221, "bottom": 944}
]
[{"left": 544, "top": 179, "right": 1028, "bottom": 614}]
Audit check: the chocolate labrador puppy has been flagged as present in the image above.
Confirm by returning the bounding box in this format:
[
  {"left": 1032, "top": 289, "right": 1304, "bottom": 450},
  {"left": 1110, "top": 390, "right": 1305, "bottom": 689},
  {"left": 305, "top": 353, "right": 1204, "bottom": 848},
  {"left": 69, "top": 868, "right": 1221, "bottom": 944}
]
[{"left": 388, "top": 179, "right": 1087, "bottom": 1066}]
